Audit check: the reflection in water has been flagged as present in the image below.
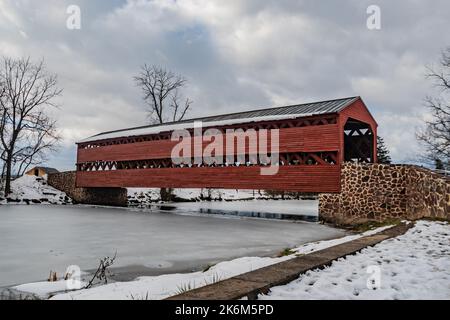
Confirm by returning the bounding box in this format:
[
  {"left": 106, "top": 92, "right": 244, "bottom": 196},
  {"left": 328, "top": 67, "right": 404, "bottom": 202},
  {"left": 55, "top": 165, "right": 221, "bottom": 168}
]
[
  {"left": 144, "top": 201, "right": 319, "bottom": 222},
  {"left": 196, "top": 208, "right": 317, "bottom": 222}
]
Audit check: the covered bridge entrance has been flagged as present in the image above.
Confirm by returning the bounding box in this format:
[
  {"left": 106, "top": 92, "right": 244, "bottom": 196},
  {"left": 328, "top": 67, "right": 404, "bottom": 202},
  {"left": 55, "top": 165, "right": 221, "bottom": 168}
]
[{"left": 75, "top": 97, "right": 377, "bottom": 193}]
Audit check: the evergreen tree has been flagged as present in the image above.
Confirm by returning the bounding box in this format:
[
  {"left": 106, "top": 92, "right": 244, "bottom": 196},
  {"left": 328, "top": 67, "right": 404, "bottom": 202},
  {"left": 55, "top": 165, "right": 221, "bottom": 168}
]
[{"left": 377, "top": 136, "right": 392, "bottom": 164}]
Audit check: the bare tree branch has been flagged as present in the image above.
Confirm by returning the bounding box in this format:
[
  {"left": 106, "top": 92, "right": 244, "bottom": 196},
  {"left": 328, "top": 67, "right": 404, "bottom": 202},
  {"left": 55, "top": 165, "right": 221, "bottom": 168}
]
[
  {"left": 133, "top": 65, "right": 193, "bottom": 199},
  {"left": 0, "top": 56, "right": 61, "bottom": 194},
  {"left": 134, "top": 65, "right": 192, "bottom": 124},
  {"left": 417, "top": 47, "right": 450, "bottom": 169},
  {"left": 84, "top": 252, "right": 117, "bottom": 289}
]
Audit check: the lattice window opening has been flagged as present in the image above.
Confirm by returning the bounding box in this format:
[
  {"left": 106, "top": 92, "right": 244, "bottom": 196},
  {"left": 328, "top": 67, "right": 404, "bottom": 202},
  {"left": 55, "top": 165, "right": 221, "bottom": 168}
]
[
  {"left": 77, "top": 152, "right": 338, "bottom": 172},
  {"left": 344, "top": 129, "right": 373, "bottom": 137}
]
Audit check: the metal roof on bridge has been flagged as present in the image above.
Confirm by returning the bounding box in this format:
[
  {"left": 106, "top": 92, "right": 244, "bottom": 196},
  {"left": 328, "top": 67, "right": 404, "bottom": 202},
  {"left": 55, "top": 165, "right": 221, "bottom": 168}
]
[{"left": 81, "top": 96, "right": 359, "bottom": 143}]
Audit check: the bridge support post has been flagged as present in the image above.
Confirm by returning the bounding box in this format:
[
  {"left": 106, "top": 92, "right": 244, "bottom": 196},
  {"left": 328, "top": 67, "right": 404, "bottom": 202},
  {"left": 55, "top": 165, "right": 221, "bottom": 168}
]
[{"left": 48, "top": 172, "right": 127, "bottom": 207}]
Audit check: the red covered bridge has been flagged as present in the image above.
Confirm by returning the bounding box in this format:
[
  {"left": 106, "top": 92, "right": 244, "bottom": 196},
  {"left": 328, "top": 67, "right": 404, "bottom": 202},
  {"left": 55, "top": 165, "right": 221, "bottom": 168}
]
[{"left": 76, "top": 96, "right": 377, "bottom": 193}]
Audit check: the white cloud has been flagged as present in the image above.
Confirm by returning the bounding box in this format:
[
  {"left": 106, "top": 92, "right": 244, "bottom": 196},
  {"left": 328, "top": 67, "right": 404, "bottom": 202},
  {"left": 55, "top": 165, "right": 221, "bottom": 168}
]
[{"left": 0, "top": 0, "right": 22, "bottom": 28}]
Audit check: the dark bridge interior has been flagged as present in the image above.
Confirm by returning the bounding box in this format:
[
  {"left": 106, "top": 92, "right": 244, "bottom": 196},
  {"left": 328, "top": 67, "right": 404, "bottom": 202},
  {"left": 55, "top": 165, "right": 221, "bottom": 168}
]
[{"left": 344, "top": 118, "right": 375, "bottom": 163}]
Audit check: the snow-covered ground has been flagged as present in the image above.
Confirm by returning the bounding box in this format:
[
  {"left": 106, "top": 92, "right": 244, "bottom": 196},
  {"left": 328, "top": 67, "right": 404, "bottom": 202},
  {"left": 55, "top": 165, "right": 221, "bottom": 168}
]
[
  {"left": 16, "top": 222, "right": 450, "bottom": 300},
  {"left": 14, "top": 225, "right": 391, "bottom": 300},
  {"left": 259, "top": 221, "right": 450, "bottom": 300},
  {"left": 2, "top": 177, "right": 304, "bottom": 206},
  {"left": 128, "top": 188, "right": 313, "bottom": 204},
  {"left": 0, "top": 175, "right": 71, "bottom": 205}
]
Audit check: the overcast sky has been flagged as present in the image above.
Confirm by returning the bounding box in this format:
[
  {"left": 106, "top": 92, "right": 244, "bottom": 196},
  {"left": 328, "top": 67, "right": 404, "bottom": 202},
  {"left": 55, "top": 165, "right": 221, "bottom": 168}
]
[{"left": 1, "top": 0, "right": 449, "bottom": 170}]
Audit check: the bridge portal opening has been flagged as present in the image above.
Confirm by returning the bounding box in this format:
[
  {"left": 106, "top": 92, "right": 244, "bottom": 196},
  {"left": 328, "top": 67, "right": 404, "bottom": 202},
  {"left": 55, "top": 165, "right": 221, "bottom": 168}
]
[{"left": 344, "top": 118, "right": 375, "bottom": 163}]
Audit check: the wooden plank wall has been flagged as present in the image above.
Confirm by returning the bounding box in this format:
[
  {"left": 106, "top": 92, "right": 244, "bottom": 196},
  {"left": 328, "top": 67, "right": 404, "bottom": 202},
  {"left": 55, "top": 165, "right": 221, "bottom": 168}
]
[
  {"left": 75, "top": 117, "right": 352, "bottom": 192},
  {"left": 77, "top": 124, "right": 340, "bottom": 163},
  {"left": 76, "top": 166, "right": 341, "bottom": 193}
]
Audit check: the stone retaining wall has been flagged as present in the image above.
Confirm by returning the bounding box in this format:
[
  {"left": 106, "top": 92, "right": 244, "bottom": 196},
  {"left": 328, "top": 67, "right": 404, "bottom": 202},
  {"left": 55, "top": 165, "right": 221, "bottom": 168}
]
[
  {"left": 48, "top": 171, "right": 127, "bottom": 207},
  {"left": 319, "top": 163, "right": 449, "bottom": 225}
]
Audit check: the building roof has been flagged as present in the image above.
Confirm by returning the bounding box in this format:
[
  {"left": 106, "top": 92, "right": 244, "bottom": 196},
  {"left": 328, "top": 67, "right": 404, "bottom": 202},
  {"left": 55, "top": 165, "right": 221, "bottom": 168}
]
[
  {"left": 80, "top": 96, "right": 360, "bottom": 143},
  {"left": 31, "top": 167, "right": 59, "bottom": 174}
]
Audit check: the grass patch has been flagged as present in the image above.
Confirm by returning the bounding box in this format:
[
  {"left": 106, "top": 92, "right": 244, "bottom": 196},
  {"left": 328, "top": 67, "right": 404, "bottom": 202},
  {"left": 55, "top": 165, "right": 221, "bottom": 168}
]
[
  {"left": 204, "top": 273, "right": 223, "bottom": 286},
  {"left": 129, "top": 292, "right": 150, "bottom": 300},
  {"left": 175, "top": 282, "right": 195, "bottom": 295},
  {"left": 278, "top": 248, "right": 296, "bottom": 257},
  {"left": 350, "top": 218, "right": 402, "bottom": 233}
]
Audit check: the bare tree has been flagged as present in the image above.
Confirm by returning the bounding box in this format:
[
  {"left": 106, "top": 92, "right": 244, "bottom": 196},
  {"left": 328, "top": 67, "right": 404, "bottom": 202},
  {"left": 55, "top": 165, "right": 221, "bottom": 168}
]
[
  {"left": 13, "top": 113, "right": 59, "bottom": 176},
  {"left": 134, "top": 65, "right": 192, "bottom": 124},
  {"left": 84, "top": 252, "right": 117, "bottom": 289},
  {"left": 0, "top": 86, "right": 5, "bottom": 188},
  {"left": 417, "top": 48, "right": 450, "bottom": 169},
  {"left": 0, "top": 57, "right": 62, "bottom": 195},
  {"left": 134, "top": 65, "right": 193, "bottom": 199}
]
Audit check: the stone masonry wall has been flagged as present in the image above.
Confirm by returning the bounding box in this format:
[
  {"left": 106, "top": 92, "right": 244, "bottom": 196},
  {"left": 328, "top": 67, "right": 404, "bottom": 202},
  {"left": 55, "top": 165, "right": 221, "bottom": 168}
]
[
  {"left": 319, "top": 163, "right": 449, "bottom": 225},
  {"left": 48, "top": 171, "right": 127, "bottom": 207}
]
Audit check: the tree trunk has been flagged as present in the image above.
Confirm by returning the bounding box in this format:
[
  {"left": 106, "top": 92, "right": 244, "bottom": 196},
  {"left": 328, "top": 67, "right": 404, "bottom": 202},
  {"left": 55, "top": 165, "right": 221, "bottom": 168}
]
[
  {"left": 4, "top": 152, "right": 12, "bottom": 195},
  {"left": 160, "top": 188, "right": 174, "bottom": 202}
]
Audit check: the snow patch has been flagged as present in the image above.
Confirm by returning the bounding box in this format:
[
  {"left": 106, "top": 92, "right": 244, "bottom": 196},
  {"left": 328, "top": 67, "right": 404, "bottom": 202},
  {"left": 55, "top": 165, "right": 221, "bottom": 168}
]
[
  {"left": 0, "top": 175, "right": 72, "bottom": 205},
  {"left": 260, "top": 221, "right": 450, "bottom": 300},
  {"left": 127, "top": 188, "right": 314, "bottom": 205},
  {"left": 14, "top": 280, "right": 86, "bottom": 298},
  {"left": 40, "top": 225, "right": 391, "bottom": 300}
]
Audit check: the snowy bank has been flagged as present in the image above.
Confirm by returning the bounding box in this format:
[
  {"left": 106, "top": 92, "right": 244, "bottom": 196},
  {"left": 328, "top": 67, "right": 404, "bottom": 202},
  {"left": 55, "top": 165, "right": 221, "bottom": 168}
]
[
  {"left": 259, "top": 221, "right": 450, "bottom": 300},
  {"left": 13, "top": 225, "right": 390, "bottom": 300},
  {"left": 0, "top": 175, "right": 72, "bottom": 205},
  {"left": 128, "top": 188, "right": 315, "bottom": 205},
  {"left": 14, "top": 279, "right": 86, "bottom": 298}
]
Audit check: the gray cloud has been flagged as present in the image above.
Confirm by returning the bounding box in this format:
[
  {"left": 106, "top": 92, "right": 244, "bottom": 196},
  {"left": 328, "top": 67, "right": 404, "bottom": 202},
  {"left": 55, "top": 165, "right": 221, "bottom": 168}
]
[{"left": 0, "top": 0, "right": 449, "bottom": 169}]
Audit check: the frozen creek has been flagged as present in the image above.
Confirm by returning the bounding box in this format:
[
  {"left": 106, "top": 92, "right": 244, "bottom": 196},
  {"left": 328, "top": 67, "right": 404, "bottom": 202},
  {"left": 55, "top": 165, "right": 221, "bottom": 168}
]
[{"left": 0, "top": 203, "right": 346, "bottom": 289}]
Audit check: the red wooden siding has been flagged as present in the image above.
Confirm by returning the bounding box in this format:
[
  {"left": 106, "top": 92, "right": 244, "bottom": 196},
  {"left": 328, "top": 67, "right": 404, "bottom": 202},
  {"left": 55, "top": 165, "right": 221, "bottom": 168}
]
[
  {"left": 77, "top": 124, "right": 340, "bottom": 163},
  {"left": 76, "top": 166, "right": 341, "bottom": 193},
  {"left": 75, "top": 97, "right": 378, "bottom": 193}
]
